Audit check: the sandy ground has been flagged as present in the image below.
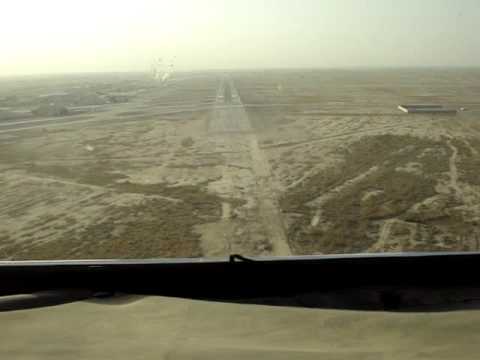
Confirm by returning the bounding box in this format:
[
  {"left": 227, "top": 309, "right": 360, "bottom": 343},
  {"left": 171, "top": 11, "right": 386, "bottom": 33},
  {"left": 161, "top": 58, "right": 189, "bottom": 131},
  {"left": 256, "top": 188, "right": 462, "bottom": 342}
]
[{"left": 1, "top": 69, "right": 480, "bottom": 259}]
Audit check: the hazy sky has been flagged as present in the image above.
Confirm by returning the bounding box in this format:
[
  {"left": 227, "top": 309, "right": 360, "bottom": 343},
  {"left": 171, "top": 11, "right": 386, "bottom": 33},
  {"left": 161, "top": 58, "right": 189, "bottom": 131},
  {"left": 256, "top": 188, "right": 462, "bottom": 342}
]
[{"left": 1, "top": 0, "right": 478, "bottom": 75}]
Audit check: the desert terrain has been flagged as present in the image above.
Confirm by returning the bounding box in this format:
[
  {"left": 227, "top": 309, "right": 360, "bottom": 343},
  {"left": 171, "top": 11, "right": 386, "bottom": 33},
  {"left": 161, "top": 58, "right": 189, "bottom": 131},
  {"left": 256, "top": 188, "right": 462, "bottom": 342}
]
[{"left": 1, "top": 69, "right": 480, "bottom": 260}]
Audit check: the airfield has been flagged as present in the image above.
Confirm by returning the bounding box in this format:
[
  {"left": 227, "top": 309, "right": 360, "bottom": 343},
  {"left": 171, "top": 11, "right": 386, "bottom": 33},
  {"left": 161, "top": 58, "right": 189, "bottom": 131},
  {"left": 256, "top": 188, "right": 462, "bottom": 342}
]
[{"left": 1, "top": 69, "right": 480, "bottom": 260}]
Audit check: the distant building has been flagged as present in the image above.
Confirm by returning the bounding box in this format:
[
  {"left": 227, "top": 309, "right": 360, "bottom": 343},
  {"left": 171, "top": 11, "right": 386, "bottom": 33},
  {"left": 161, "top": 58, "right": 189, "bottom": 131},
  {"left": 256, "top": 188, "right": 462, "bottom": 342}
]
[{"left": 398, "top": 104, "right": 457, "bottom": 114}]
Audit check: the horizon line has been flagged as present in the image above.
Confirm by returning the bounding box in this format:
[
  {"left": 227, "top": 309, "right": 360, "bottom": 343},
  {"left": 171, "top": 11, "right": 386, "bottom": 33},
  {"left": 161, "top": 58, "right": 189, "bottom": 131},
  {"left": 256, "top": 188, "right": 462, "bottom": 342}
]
[{"left": 1, "top": 65, "right": 480, "bottom": 78}]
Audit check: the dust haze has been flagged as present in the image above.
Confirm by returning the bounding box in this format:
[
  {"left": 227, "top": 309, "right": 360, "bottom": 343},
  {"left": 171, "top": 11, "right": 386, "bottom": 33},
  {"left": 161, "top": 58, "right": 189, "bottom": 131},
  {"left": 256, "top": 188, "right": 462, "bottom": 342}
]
[
  {"left": 1, "top": 1, "right": 480, "bottom": 259},
  {"left": 1, "top": 0, "right": 479, "bottom": 76}
]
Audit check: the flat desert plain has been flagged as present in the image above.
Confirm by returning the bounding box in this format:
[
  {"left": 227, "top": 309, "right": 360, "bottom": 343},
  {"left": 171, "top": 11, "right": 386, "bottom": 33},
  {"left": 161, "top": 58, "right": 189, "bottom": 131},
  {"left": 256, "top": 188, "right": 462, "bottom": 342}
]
[{"left": 1, "top": 69, "right": 480, "bottom": 260}]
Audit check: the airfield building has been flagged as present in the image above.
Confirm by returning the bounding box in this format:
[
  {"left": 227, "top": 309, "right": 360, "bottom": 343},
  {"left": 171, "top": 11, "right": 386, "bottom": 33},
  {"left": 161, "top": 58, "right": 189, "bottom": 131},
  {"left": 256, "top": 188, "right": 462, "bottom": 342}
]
[{"left": 398, "top": 104, "right": 458, "bottom": 114}]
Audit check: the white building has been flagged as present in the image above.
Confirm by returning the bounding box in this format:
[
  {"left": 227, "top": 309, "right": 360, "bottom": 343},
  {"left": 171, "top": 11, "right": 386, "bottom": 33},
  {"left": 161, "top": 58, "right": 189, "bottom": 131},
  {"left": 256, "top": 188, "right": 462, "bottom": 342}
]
[{"left": 398, "top": 104, "right": 457, "bottom": 114}]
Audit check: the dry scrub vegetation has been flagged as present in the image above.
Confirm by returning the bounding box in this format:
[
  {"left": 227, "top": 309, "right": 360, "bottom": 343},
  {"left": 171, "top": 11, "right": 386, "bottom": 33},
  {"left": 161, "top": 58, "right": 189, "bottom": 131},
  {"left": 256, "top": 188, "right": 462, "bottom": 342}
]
[{"left": 280, "top": 134, "right": 473, "bottom": 254}]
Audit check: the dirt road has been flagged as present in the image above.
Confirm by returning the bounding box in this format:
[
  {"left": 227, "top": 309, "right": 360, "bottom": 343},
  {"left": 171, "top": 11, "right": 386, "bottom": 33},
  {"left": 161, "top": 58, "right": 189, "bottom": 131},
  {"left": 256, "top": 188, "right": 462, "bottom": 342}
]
[{"left": 203, "top": 77, "right": 292, "bottom": 257}]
